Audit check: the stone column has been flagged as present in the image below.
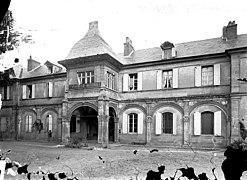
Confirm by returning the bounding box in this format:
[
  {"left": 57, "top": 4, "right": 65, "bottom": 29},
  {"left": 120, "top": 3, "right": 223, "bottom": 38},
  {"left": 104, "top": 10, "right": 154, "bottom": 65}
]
[
  {"left": 146, "top": 116, "right": 152, "bottom": 144},
  {"left": 114, "top": 117, "right": 119, "bottom": 143},
  {"left": 183, "top": 101, "right": 190, "bottom": 145},
  {"left": 231, "top": 96, "right": 241, "bottom": 142},
  {"left": 61, "top": 100, "right": 70, "bottom": 143}
]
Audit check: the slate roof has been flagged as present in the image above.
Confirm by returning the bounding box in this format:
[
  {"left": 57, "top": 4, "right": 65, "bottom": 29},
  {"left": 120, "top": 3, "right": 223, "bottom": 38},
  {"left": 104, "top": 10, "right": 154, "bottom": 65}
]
[
  {"left": 117, "top": 34, "right": 247, "bottom": 64},
  {"left": 66, "top": 21, "right": 117, "bottom": 60}
]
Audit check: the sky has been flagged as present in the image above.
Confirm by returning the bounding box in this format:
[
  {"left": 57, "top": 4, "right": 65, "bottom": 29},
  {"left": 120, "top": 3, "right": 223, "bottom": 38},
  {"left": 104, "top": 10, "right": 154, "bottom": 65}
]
[{"left": 4, "top": 0, "right": 247, "bottom": 66}]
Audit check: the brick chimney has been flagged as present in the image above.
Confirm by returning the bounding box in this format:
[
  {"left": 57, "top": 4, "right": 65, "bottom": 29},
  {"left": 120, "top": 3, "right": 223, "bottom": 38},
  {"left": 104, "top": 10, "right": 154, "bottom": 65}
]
[
  {"left": 160, "top": 41, "right": 176, "bottom": 59},
  {"left": 27, "top": 56, "right": 40, "bottom": 71},
  {"left": 222, "top": 21, "right": 237, "bottom": 40},
  {"left": 124, "top": 37, "right": 134, "bottom": 56}
]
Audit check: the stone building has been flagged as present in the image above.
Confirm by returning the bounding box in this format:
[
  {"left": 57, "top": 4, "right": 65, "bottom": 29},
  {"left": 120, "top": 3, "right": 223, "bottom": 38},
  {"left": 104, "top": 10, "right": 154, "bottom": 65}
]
[{"left": 1, "top": 21, "right": 247, "bottom": 148}]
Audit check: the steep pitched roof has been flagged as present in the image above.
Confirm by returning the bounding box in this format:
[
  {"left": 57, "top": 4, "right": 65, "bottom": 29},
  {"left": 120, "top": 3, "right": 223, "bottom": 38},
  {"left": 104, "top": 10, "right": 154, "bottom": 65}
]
[
  {"left": 66, "top": 21, "right": 117, "bottom": 60},
  {"left": 117, "top": 34, "right": 247, "bottom": 64}
]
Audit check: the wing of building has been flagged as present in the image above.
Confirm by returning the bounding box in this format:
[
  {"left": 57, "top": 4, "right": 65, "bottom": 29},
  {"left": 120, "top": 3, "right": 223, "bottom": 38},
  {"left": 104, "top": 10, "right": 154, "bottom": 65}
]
[{"left": 0, "top": 21, "right": 247, "bottom": 149}]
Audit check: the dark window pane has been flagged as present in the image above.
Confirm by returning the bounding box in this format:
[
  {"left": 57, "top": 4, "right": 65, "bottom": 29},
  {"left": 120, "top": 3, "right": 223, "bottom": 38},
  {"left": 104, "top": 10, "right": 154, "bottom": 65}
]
[
  {"left": 201, "top": 111, "right": 214, "bottom": 134},
  {"left": 163, "top": 112, "right": 173, "bottom": 134}
]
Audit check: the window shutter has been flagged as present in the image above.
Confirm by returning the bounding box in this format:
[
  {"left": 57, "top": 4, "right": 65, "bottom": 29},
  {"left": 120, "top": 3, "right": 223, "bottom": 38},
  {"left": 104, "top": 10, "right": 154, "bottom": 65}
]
[
  {"left": 137, "top": 113, "right": 143, "bottom": 134},
  {"left": 155, "top": 112, "right": 162, "bottom": 135},
  {"left": 76, "top": 115, "right": 80, "bottom": 133},
  {"left": 157, "top": 70, "right": 162, "bottom": 89},
  {"left": 214, "top": 64, "right": 221, "bottom": 85},
  {"left": 214, "top": 111, "right": 222, "bottom": 136},
  {"left": 48, "top": 82, "right": 53, "bottom": 97},
  {"left": 137, "top": 72, "right": 142, "bottom": 91},
  {"left": 25, "top": 116, "right": 28, "bottom": 132},
  {"left": 29, "top": 116, "right": 33, "bottom": 132},
  {"left": 173, "top": 113, "right": 177, "bottom": 135},
  {"left": 22, "top": 85, "right": 27, "bottom": 99},
  {"left": 77, "top": 74, "right": 81, "bottom": 85},
  {"left": 123, "top": 74, "right": 129, "bottom": 92},
  {"left": 6, "top": 86, "right": 10, "bottom": 100},
  {"left": 173, "top": 68, "right": 179, "bottom": 88},
  {"left": 32, "top": 84, "right": 35, "bottom": 98},
  {"left": 122, "top": 112, "right": 128, "bottom": 134},
  {"left": 195, "top": 66, "right": 202, "bottom": 87},
  {"left": 194, "top": 112, "right": 201, "bottom": 135}
]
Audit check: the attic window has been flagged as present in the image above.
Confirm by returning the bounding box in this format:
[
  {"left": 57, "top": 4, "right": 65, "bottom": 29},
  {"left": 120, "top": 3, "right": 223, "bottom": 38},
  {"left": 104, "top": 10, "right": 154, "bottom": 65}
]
[
  {"left": 160, "top": 41, "right": 176, "bottom": 59},
  {"left": 48, "top": 66, "right": 53, "bottom": 74}
]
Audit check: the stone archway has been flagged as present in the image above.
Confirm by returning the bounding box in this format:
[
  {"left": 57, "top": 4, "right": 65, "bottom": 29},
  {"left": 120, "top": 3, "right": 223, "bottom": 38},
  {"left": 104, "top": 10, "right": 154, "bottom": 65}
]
[{"left": 70, "top": 106, "right": 98, "bottom": 141}]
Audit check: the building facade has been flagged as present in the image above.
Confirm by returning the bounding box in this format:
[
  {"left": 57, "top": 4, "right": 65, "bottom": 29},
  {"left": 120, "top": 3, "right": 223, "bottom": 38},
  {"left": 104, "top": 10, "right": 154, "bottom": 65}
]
[{"left": 1, "top": 21, "right": 247, "bottom": 148}]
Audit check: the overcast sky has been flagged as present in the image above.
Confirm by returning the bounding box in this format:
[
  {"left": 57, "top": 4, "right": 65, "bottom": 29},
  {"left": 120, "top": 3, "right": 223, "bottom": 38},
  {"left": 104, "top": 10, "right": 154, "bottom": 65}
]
[{"left": 7, "top": 0, "right": 247, "bottom": 65}]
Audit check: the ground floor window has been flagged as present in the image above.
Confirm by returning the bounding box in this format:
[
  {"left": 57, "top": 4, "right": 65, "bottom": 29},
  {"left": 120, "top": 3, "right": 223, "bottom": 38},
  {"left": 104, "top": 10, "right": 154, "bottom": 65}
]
[
  {"left": 25, "top": 115, "right": 32, "bottom": 132},
  {"left": 201, "top": 111, "right": 214, "bottom": 134},
  {"left": 47, "top": 114, "right": 53, "bottom": 132},
  {"left": 163, "top": 112, "right": 173, "bottom": 134},
  {"left": 0, "top": 117, "right": 7, "bottom": 132},
  {"left": 128, "top": 113, "right": 138, "bottom": 133}
]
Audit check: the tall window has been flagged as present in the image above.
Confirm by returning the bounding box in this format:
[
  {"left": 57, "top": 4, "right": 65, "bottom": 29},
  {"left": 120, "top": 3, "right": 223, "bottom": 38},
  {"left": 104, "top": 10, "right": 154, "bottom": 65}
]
[
  {"left": 25, "top": 115, "right": 32, "bottom": 132},
  {"left": 47, "top": 114, "right": 53, "bottom": 132},
  {"left": 77, "top": 71, "right": 94, "bottom": 85},
  {"left": 163, "top": 112, "right": 173, "bottom": 134},
  {"left": 202, "top": 66, "right": 213, "bottom": 86},
  {"left": 201, "top": 111, "right": 214, "bottom": 134},
  {"left": 128, "top": 113, "right": 138, "bottom": 133},
  {"left": 163, "top": 70, "right": 173, "bottom": 88},
  {"left": 129, "top": 73, "right": 138, "bottom": 91},
  {"left": 107, "top": 71, "right": 115, "bottom": 90},
  {"left": 27, "top": 85, "right": 33, "bottom": 98}
]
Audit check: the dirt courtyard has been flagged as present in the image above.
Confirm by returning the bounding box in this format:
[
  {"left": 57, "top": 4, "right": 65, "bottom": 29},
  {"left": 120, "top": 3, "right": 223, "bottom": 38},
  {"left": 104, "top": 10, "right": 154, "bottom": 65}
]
[{"left": 0, "top": 141, "right": 240, "bottom": 180}]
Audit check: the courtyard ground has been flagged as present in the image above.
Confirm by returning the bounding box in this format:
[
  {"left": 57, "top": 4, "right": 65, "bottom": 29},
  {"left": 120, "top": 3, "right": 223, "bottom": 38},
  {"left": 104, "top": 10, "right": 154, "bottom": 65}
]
[{"left": 0, "top": 141, "right": 243, "bottom": 180}]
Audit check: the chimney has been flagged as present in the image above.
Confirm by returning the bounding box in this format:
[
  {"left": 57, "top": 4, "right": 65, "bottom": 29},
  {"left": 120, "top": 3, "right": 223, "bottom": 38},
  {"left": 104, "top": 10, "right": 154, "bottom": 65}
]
[
  {"left": 160, "top": 41, "right": 176, "bottom": 59},
  {"left": 124, "top": 37, "right": 135, "bottom": 56},
  {"left": 27, "top": 56, "right": 40, "bottom": 71},
  {"left": 84, "top": 21, "right": 100, "bottom": 38},
  {"left": 222, "top": 21, "right": 237, "bottom": 40}
]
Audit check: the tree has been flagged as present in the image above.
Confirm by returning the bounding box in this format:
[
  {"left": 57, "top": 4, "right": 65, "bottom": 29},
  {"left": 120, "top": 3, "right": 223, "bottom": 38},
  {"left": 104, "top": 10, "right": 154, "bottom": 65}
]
[
  {"left": 0, "top": 0, "right": 11, "bottom": 23},
  {"left": 0, "top": 10, "right": 21, "bottom": 54}
]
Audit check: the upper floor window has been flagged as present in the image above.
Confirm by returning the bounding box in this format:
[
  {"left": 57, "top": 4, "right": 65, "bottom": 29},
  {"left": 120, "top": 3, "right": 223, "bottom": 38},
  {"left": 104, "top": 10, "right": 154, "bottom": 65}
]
[
  {"left": 77, "top": 71, "right": 94, "bottom": 85},
  {"left": 128, "top": 113, "right": 138, "bottom": 133},
  {"left": 129, "top": 73, "right": 138, "bottom": 91},
  {"left": 22, "top": 85, "right": 35, "bottom": 99},
  {"left": 25, "top": 115, "right": 32, "bottom": 133},
  {"left": 163, "top": 112, "right": 173, "bottom": 134},
  {"left": 1, "top": 86, "right": 10, "bottom": 100},
  {"left": 202, "top": 66, "right": 213, "bottom": 86},
  {"left": 107, "top": 71, "right": 115, "bottom": 90},
  {"left": 47, "top": 82, "right": 53, "bottom": 97},
  {"left": 163, "top": 70, "right": 173, "bottom": 88}
]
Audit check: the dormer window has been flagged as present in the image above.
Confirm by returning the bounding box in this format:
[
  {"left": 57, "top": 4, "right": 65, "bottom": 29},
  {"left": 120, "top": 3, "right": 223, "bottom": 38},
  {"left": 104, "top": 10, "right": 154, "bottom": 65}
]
[{"left": 160, "top": 41, "right": 176, "bottom": 59}]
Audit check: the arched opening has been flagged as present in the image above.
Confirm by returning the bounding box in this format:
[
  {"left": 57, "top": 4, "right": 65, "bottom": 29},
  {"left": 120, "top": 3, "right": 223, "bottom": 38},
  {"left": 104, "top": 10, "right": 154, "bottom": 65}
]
[
  {"left": 109, "top": 107, "right": 116, "bottom": 142},
  {"left": 70, "top": 106, "right": 98, "bottom": 141}
]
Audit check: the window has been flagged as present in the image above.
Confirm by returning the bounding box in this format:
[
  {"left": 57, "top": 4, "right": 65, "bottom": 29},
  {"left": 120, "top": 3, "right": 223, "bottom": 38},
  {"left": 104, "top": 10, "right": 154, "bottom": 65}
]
[
  {"left": 201, "top": 111, "right": 214, "bottom": 135},
  {"left": 70, "top": 115, "right": 76, "bottom": 133},
  {"left": 163, "top": 70, "right": 173, "bottom": 88},
  {"left": 202, "top": 66, "right": 213, "bottom": 86},
  {"left": 77, "top": 71, "right": 94, "bottom": 85},
  {"left": 47, "top": 82, "right": 53, "bottom": 97},
  {"left": 25, "top": 115, "right": 32, "bottom": 132},
  {"left": 129, "top": 73, "right": 138, "bottom": 91},
  {"left": 0, "top": 117, "right": 7, "bottom": 132},
  {"left": 1, "top": 86, "right": 10, "bottom": 100},
  {"left": 128, "top": 113, "right": 138, "bottom": 133},
  {"left": 27, "top": 85, "right": 32, "bottom": 98},
  {"left": 107, "top": 71, "right": 115, "bottom": 90},
  {"left": 163, "top": 112, "right": 173, "bottom": 134},
  {"left": 47, "top": 114, "right": 53, "bottom": 132}
]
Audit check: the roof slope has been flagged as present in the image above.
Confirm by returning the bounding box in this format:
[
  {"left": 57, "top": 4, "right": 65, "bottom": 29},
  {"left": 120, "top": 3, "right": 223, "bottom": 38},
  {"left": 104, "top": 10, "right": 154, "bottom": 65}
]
[
  {"left": 66, "top": 21, "right": 117, "bottom": 60},
  {"left": 117, "top": 34, "right": 247, "bottom": 64}
]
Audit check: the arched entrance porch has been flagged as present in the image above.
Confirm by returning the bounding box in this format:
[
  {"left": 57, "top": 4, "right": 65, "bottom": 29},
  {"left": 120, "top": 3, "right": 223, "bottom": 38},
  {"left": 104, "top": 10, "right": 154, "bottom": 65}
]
[{"left": 70, "top": 106, "right": 98, "bottom": 141}]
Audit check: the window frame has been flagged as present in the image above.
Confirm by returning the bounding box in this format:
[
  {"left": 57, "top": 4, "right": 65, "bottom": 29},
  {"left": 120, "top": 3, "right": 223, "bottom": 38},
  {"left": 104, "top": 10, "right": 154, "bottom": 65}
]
[
  {"left": 107, "top": 71, "right": 115, "bottom": 90},
  {"left": 129, "top": 73, "right": 138, "bottom": 91},
  {"left": 201, "top": 65, "right": 214, "bottom": 86},
  {"left": 201, "top": 111, "right": 214, "bottom": 135},
  {"left": 77, "top": 71, "right": 94, "bottom": 84},
  {"left": 128, "top": 113, "right": 138, "bottom": 133},
  {"left": 162, "top": 112, "right": 173, "bottom": 134},
  {"left": 163, "top": 70, "right": 173, "bottom": 88},
  {"left": 25, "top": 115, "right": 33, "bottom": 133}
]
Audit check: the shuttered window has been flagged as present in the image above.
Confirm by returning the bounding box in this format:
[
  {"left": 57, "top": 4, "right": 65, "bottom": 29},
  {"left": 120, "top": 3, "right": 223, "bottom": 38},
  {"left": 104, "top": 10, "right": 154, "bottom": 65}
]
[
  {"left": 163, "top": 112, "right": 173, "bottom": 134},
  {"left": 201, "top": 111, "right": 214, "bottom": 135},
  {"left": 47, "top": 114, "right": 53, "bottom": 132},
  {"left": 202, "top": 66, "right": 214, "bottom": 86},
  {"left": 163, "top": 70, "right": 173, "bottom": 88},
  {"left": 25, "top": 115, "right": 32, "bottom": 133},
  {"left": 128, "top": 113, "right": 138, "bottom": 133}
]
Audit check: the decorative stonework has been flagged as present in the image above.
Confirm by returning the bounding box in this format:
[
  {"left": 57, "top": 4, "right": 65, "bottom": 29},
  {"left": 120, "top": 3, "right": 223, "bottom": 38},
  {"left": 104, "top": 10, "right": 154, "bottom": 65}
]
[
  {"left": 189, "top": 101, "right": 194, "bottom": 106},
  {"left": 146, "top": 116, "right": 153, "bottom": 123},
  {"left": 183, "top": 115, "right": 190, "bottom": 122}
]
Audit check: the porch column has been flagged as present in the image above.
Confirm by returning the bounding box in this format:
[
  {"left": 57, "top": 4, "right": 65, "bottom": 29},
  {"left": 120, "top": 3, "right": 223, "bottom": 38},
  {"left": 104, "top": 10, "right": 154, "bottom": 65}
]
[
  {"left": 61, "top": 100, "right": 70, "bottom": 143},
  {"left": 146, "top": 116, "right": 152, "bottom": 144},
  {"left": 231, "top": 96, "right": 241, "bottom": 142},
  {"left": 183, "top": 101, "right": 190, "bottom": 145},
  {"left": 98, "top": 95, "right": 110, "bottom": 147},
  {"left": 114, "top": 117, "right": 119, "bottom": 142}
]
